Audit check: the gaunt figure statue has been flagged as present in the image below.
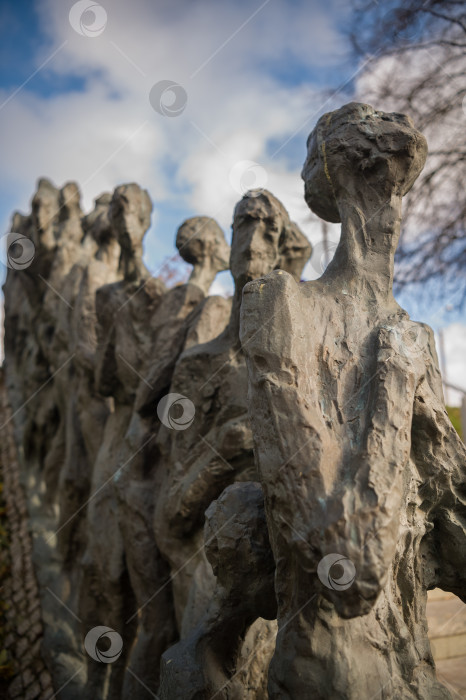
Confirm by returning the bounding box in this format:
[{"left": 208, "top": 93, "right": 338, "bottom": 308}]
[{"left": 240, "top": 103, "right": 466, "bottom": 699}]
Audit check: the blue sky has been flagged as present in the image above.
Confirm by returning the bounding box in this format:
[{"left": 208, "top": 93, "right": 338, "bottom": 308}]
[
  {"left": 0, "top": 0, "right": 465, "bottom": 401},
  {"left": 0, "top": 0, "right": 353, "bottom": 271}
]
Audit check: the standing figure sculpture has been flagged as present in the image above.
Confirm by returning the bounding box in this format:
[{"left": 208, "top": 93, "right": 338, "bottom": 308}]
[
  {"left": 133, "top": 214, "right": 231, "bottom": 417},
  {"left": 112, "top": 214, "right": 230, "bottom": 700},
  {"left": 56, "top": 189, "right": 124, "bottom": 563},
  {"left": 41, "top": 182, "right": 92, "bottom": 505},
  {"left": 79, "top": 183, "right": 165, "bottom": 700},
  {"left": 240, "top": 103, "right": 466, "bottom": 699},
  {"left": 154, "top": 190, "right": 311, "bottom": 634},
  {"left": 155, "top": 193, "right": 311, "bottom": 700},
  {"left": 3, "top": 179, "right": 76, "bottom": 474},
  {"left": 159, "top": 481, "right": 276, "bottom": 700}
]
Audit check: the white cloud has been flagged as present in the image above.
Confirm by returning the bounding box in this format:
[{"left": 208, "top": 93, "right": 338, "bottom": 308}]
[
  {"left": 0, "top": 0, "right": 349, "bottom": 245},
  {"left": 0, "top": 0, "right": 350, "bottom": 357},
  {"left": 3, "top": 0, "right": 463, "bottom": 402}
]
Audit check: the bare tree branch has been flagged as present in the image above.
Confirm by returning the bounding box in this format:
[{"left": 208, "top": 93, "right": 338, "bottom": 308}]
[{"left": 347, "top": 0, "right": 466, "bottom": 307}]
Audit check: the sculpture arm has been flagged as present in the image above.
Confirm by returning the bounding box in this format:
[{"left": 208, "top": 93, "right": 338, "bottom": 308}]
[
  {"left": 240, "top": 272, "right": 328, "bottom": 556},
  {"left": 412, "top": 335, "right": 466, "bottom": 602},
  {"left": 135, "top": 332, "right": 186, "bottom": 415},
  {"left": 162, "top": 419, "right": 254, "bottom": 537},
  {"left": 326, "top": 327, "right": 418, "bottom": 616}
]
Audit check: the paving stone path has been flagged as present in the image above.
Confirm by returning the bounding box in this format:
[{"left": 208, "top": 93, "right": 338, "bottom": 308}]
[{"left": 0, "top": 371, "right": 55, "bottom": 700}]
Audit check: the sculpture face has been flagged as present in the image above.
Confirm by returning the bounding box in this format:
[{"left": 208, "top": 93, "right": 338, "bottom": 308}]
[
  {"left": 110, "top": 183, "right": 152, "bottom": 254},
  {"left": 31, "top": 178, "right": 60, "bottom": 248},
  {"left": 83, "top": 193, "right": 115, "bottom": 246},
  {"left": 301, "top": 102, "right": 428, "bottom": 223},
  {"left": 176, "top": 216, "right": 230, "bottom": 271},
  {"left": 58, "top": 182, "right": 81, "bottom": 221},
  {"left": 230, "top": 191, "right": 287, "bottom": 287}
]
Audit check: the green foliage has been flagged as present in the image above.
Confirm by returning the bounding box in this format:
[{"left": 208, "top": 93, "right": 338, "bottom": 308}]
[{"left": 446, "top": 406, "right": 463, "bottom": 440}]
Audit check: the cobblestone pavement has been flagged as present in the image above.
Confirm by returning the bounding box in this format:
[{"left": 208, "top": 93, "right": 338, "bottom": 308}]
[{"left": 0, "top": 371, "right": 55, "bottom": 700}]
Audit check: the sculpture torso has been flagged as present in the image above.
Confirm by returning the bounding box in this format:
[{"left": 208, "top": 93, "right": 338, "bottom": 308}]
[
  {"left": 240, "top": 103, "right": 466, "bottom": 699},
  {"left": 241, "top": 267, "right": 457, "bottom": 699}
]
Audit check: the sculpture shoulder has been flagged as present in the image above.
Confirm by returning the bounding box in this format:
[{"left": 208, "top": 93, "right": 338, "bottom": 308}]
[
  {"left": 240, "top": 270, "right": 302, "bottom": 350},
  {"left": 383, "top": 317, "right": 440, "bottom": 380},
  {"left": 142, "top": 276, "right": 166, "bottom": 305},
  {"left": 182, "top": 295, "right": 231, "bottom": 355},
  {"left": 242, "top": 269, "right": 298, "bottom": 306},
  {"left": 150, "top": 282, "right": 204, "bottom": 328}
]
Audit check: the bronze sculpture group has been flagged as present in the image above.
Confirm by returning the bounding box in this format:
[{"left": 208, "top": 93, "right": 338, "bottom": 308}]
[{"left": 3, "top": 103, "right": 465, "bottom": 699}]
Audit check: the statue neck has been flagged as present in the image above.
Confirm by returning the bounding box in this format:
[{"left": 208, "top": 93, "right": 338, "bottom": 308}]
[
  {"left": 120, "top": 249, "right": 145, "bottom": 283},
  {"left": 189, "top": 262, "right": 217, "bottom": 296},
  {"left": 225, "top": 284, "right": 245, "bottom": 348},
  {"left": 97, "top": 239, "right": 120, "bottom": 270},
  {"left": 324, "top": 194, "right": 402, "bottom": 304}
]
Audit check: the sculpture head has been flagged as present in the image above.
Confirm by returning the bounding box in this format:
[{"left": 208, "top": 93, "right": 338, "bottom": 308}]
[
  {"left": 82, "top": 193, "right": 115, "bottom": 246},
  {"left": 55, "top": 182, "right": 83, "bottom": 248},
  {"left": 58, "top": 182, "right": 82, "bottom": 222},
  {"left": 31, "top": 178, "right": 60, "bottom": 250},
  {"left": 231, "top": 190, "right": 289, "bottom": 289},
  {"left": 176, "top": 216, "right": 230, "bottom": 286},
  {"left": 109, "top": 183, "right": 152, "bottom": 256},
  {"left": 301, "top": 102, "right": 428, "bottom": 223}
]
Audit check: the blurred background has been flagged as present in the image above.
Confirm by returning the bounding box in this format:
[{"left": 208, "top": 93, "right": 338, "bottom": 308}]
[{"left": 0, "top": 0, "right": 465, "bottom": 417}]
